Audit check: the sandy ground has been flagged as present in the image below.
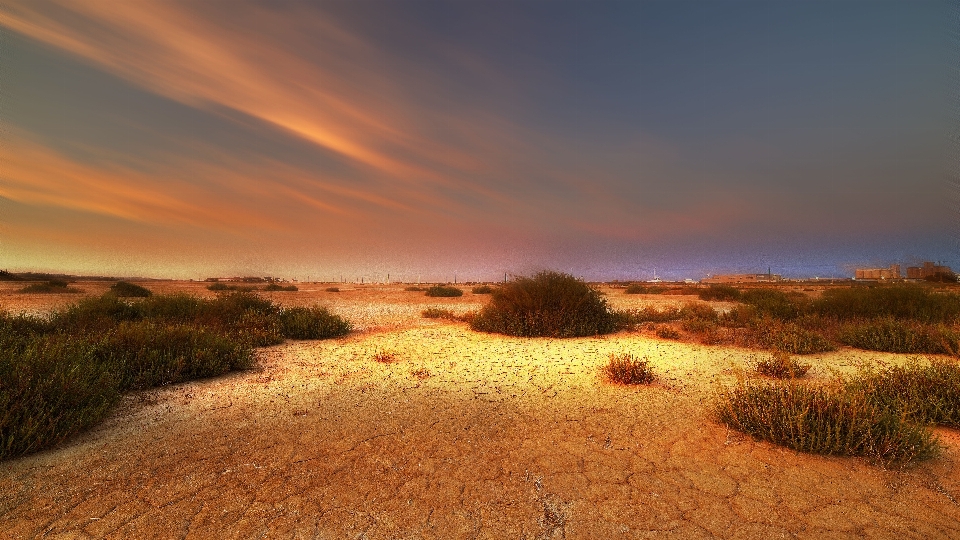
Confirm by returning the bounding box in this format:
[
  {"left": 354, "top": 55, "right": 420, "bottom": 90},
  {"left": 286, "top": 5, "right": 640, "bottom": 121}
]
[{"left": 2, "top": 282, "right": 960, "bottom": 538}]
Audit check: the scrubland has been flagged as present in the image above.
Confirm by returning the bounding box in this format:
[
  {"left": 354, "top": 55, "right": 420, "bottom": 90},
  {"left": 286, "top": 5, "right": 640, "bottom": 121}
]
[{"left": 2, "top": 275, "right": 960, "bottom": 538}]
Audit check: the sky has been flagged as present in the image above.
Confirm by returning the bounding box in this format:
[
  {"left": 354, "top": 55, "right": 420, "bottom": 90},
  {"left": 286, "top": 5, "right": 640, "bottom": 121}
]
[{"left": 0, "top": 0, "right": 955, "bottom": 282}]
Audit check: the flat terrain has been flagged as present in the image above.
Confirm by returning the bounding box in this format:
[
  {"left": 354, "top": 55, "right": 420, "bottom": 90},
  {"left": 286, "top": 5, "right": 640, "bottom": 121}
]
[{"left": 2, "top": 282, "right": 960, "bottom": 538}]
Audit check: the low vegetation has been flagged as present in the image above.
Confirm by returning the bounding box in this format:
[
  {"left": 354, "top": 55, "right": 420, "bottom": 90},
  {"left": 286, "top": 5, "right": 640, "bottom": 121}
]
[
  {"left": 756, "top": 351, "right": 810, "bottom": 379},
  {"left": 264, "top": 283, "right": 298, "bottom": 292},
  {"left": 425, "top": 285, "right": 463, "bottom": 297},
  {"left": 625, "top": 284, "right": 666, "bottom": 294},
  {"left": 603, "top": 353, "right": 655, "bottom": 385},
  {"left": 470, "top": 271, "right": 619, "bottom": 337},
  {"left": 715, "top": 379, "right": 937, "bottom": 466},
  {"left": 471, "top": 285, "right": 493, "bottom": 294},
  {"left": 0, "top": 291, "right": 351, "bottom": 461},
  {"left": 207, "top": 282, "right": 257, "bottom": 292},
  {"left": 108, "top": 281, "right": 152, "bottom": 297},
  {"left": 325, "top": 287, "right": 341, "bottom": 292},
  {"left": 373, "top": 349, "right": 397, "bottom": 363},
  {"left": 404, "top": 286, "right": 424, "bottom": 291},
  {"left": 19, "top": 280, "right": 82, "bottom": 294},
  {"left": 422, "top": 307, "right": 459, "bottom": 320}
]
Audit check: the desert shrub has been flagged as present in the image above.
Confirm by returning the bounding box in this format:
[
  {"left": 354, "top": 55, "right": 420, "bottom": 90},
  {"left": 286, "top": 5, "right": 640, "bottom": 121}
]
[
  {"left": 425, "top": 285, "right": 463, "bottom": 297},
  {"left": 848, "top": 359, "right": 960, "bottom": 427},
  {"left": 422, "top": 307, "right": 458, "bottom": 320},
  {"left": 603, "top": 353, "right": 655, "bottom": 385},
  {"left": 714, "top": 380, "right": 937, "bottom": 465},
  {"left": 325, "top": 287, "right": 341, "bottom": 292},
  {"left": 699, "top": 285, "right": 741, "bottom": 302},
  {"left": 679, "top": 302, "right": 718, "bottom": 321},
  {"left": 739, "top": 289, "right": 807, "bottom": 320},
  {"left": 838, "top": 318, "right": 958, "bottom": 355},
  {"left": 750, "top": 317, "right": 834, "bottom": 354},
  {"left": 656, "top": 326, "right": 681, "bottom": 340},
  {"left": 629, "top": 305, "right": 682, "bottom": 323},
  {"left": 51, "top": 294, "right": 144, "bottom": 333},
  {"left": 756, "top": 351, "right": 810, "bottom": 379},
  {"left": 278, "top": 306, "right": 352, "bottom": 340},
  {"left": 19, "top": 280, "right": 81, "bottom": 294},
  {"left": 99, "top": 322, "right": 251, "bottom": 390},
  {"left": 373, "top": 349, "right": 397, "bottom": 363},
  {"left": 472, "top": 285, "right": 493, "bottom": 294},
  {"left": 814, "top": 286, "right": 960, "bottom": 324},
  {"left": 0, "top": 270, "right": 24, "bottom": 281},
  {"left": 469, "top": 271, "right": 617, "bottom": 337},
  {"left": 108, "top": 281, "right": 152, "bottom": 297},
  {"left": 207, "top": 283, "right": 256, "bottom": 292},
  {"left": 0, "top": 335, "right": 121, "bottom": 461},
  {"left": 404, "top": 286, "right": 424, "bottom": 291},
  {"left": 264, "top": 283, "right": 298, "bottom": 292},
  {"left": 625, "top": 284, "right": 667, "bottom": 294},
  {"left": 718, "top": 304, "right": 759, "bottom": 328}
]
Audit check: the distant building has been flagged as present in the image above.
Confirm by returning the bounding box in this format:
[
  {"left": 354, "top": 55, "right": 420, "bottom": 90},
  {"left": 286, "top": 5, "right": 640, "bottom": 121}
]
[
  {"left": 906, "top": 261, "right": 953, "bottom": 280},
  {"left": 854, "top": 264, "right": 901, "bottom": 280},
  {"left": 702, "top": 273, "right": 782, "bottom": 284}
]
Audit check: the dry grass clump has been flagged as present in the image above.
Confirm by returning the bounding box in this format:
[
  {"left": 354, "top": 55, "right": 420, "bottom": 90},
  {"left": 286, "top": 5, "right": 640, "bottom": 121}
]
[
  {"left": 655, "top": 326, "right": 681, "bottom": 340},
  {"left": 470, "top": 271, "right": 619, "bottom": 337},
  {"left": 471, "top": 285, "right": 493, "bottom": 294},
  {"left": 756, "top": 351, "right": 810, "bottom": 379},
  {"left": 422, "top": 307, "right": 458, "bottom": 320},
  {"left": 264, "top": 283, "right": 298, "bottom": 292},
  {"left": 108, "top": 281, "right": 152, "bottom": 297},
  {"left": 373, "top": 349, "right": 398, "bottom": 363},
  {"left": 425, "top": 285, "right": 463, "bottom": 297},
  {"left": 603, "top": 353, "right": 655, "bottom": 385},
  {"left": 19, "top": 280, "right": 82, "bottom": 294},
  {"left": 714, "top": 380, "right": 937, "bottom": 466}
]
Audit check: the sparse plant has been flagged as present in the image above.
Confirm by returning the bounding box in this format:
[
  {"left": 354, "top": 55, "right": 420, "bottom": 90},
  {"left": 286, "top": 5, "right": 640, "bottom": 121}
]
[
  {"left": 264, "top": 283, "right": 298, "bottom": 292},
  {"left": 108, "top": 281, "right": 152, "bottom": 297},
  {"left": 425, "top": 285, "right": 463, "bottom": 297},
  {"left": 656, "top": 326, "right": 681, "bottom": 340},
  {"left": 756, "top": 351, "right": 810, "bottom": 379},
  {"left": 698, "top": 285, "right": 741, "bottom": 302},
  {"left": 19, "top": 280, "right": 81, "bottom": 294},
  {"left": 411, "top": 367, "right": 432, "bottom": 380},
  {"left": 714, "top": 380, "right": 938, "bottom": 466},
  {"left": 469, "top": 271, "right": 618, "bottom": 337},
  {"left": 422, "top": 307, "right": 458, "bottom": 320},
  {"left": 373, "top": 349, "right": 398, "bottom": 363},
  {"left": 603, "top": 353, "right": 655, "bottom": 385}
]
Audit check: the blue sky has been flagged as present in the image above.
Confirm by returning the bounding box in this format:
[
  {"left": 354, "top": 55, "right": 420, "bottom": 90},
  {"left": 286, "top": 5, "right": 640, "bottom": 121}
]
[{"left": 0, "top": 1, "right": 954, "bottom": 281}]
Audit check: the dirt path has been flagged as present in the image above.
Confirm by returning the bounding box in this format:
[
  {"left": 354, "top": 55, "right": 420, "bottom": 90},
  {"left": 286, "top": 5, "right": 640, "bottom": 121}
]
[{"left": 3, "top": 320, "right": 960, "bottom": 538}]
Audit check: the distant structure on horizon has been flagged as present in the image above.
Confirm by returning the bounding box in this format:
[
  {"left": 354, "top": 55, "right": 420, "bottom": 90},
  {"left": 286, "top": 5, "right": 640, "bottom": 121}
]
[
  {"left": 701, "top": 272, "right": 782, "bottom": 284},
  {"left": 854, "top": 264, "right": 900, "bottom": 280},
  {"left": 906, "top": 261, "right": 953, "bottom": 280}
]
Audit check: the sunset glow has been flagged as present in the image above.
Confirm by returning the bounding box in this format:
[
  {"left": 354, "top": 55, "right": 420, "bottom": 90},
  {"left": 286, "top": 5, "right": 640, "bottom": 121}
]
[{"left": 0, "top": 1, "right": 952, "bottom": 280}]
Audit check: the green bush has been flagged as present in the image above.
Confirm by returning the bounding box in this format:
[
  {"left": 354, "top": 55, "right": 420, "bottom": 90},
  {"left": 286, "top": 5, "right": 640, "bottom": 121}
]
[
  {"left": 471, "top": 285, "right": 493, "bottom": 294},
  {"left": 679, "top": 302, "right": 718, "bottom": 321},
  {"left": 751, "top": 317, "right": 835, "bottom": 354},
  {"left": 278, "top": 306, "right": 352, "bottom": 340},
  {"left": 849, "top": 359, "right": 960, "bottom": 427},
  {"left": 739, "top": 289, "right": 806, "bottom": 320},
  {"left": 19, "top": 280, "right": 81, "bottom": 294},
  {"left": 264, "top": 283, "right": 298, "bottom": 292},
  {"left": 469, "top": 271, "right": 618, "bottom": 337},
  {"left": 756, "top": 351, "right": 810, "bottom": 379},
  {"left": 603, "top": 353, "right": 655, "bottom": 385},
  {"left": 0, "top": 335, "right": 121, "bottom": 461},
  {"left": 108, "top": 281, "right": 152, "bottom": 297},
  {"left": 714, "top": 380, "right": 937, "bottom": 465},
  {"left": 698, "top": 285, "right": 741, "bottom": 302},
  {"left": 814, "top": 286, "right": 960, "bottom": 324},
  {"left": 838, "top": 318, "right": 958, "bottom": 355},
  {"left": 425, "top": 285, "right": 463, "bottom": 297}
]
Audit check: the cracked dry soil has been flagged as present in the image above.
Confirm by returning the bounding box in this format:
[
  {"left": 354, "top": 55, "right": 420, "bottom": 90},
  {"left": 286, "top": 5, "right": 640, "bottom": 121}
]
[{"left": 3, "top": 283, "right": 960, "bottom": 538}]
